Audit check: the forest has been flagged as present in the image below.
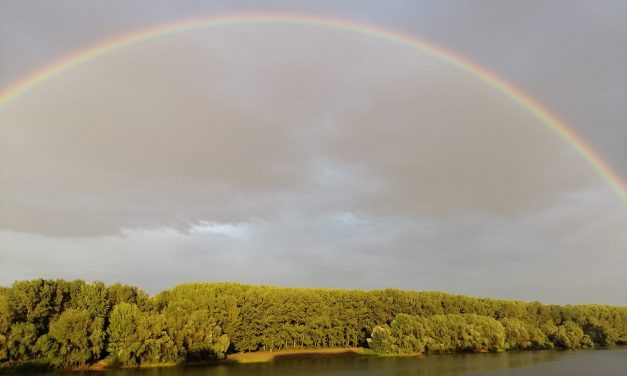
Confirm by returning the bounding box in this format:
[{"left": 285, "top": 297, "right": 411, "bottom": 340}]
[{"left": 0, "top": 279, "right": 625, "bottom": 369}]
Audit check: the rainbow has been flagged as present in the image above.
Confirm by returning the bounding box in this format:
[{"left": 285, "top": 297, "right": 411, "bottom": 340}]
[{"left": 1, "top": 12, "right": 625, "bottom": 204}]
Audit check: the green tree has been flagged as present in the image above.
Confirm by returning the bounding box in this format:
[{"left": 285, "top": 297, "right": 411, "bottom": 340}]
[
  {"left": 500, "top": 317, "right": 548, "bottom": 349},
  {"left": 6, "top": 322, "right": 37, "bottom": 361},
  {"left": 367, "top": 325, "right": 395, "bottom": 353},
  {"left": 0, "top": 293, "right": 10, "bottom": 335},
  {"left": 552, "top": 321, "right": 593, "bottom": 349},
  {"left": 0, "top": 333, "right": 7, "bottom": 362},
  {"left": 107, "top": 303, "right": 142, "bottom": 365},
  {"left": 136, "top": 312, "right": 177, "bottom": 364},
  {"left": 45, "top": 309, "right": 104, "bottom": 367},
  {"left": 75, "top": 282, "right": 110, "bottom": 320}
]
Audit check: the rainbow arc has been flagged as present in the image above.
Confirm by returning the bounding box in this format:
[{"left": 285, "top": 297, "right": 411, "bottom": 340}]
[{"left": 0, "top": 13, "right": 625, "bottom": 204}]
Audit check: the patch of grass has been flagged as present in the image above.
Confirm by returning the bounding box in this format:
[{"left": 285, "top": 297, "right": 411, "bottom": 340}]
[{"left": 227, "top": 347, "right": 368, "bottom": 363}]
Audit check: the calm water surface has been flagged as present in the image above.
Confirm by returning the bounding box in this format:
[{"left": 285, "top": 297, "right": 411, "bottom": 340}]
[{"left": 49, "top": 349, "right": 627, "bottom": 376}]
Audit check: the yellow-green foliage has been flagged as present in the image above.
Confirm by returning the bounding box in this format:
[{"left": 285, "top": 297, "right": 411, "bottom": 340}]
[
  {"left": 0, "top": 279, "right": 626, "bottom": 369},
  {"left": 373, "top": 313, "right": 506, "bottom": 354}
]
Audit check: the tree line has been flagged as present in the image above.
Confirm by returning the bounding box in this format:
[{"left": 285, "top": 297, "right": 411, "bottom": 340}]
[
  {"left": 367, "top": 312, "right": 607, "bottom": 354},
  {"left": 0, "top": 279, "right": 625, "bottom": 369}
]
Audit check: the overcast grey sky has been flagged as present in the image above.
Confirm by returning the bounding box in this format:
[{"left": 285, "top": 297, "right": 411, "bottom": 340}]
[{"left": 1, "top": 1, "right": 626, "bottom": 304}]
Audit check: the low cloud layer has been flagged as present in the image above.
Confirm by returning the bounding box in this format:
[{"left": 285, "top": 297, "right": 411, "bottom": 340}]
[{"left": 1, "top": 184, "right": 625, "bottom": 304}]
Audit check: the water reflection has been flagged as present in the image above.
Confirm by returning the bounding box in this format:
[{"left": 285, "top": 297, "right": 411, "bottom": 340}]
[{"left": 47, "top": 348, "right": 626, "bottom": 376}]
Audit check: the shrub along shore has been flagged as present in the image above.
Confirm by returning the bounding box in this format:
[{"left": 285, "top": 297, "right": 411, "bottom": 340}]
[{"left": 0, "top": 280, "right": 625, "bottom": 370}]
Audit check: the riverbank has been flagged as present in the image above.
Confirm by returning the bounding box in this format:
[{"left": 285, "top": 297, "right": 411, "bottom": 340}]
[
  {"left": 0, "top": 348, "right": 370, "bottom": 373},
  {"left": 3, "top": 346, "right": 626, "bottom": 373},
  {"left": 226, "top": 347, "right": 368, "bottom": 363}
]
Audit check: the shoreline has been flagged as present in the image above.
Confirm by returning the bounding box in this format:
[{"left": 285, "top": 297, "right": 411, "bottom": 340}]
[
  {"left": 0, "top": 348, "right": 370, "bottom": 373},
  {"left": 226, "top": 347, "right": 368, "bottom": 363},
  {"left": 2, "top": 345, "right": 626, "bottom": 373}
]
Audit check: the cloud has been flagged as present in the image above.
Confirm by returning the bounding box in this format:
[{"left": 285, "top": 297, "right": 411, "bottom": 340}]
[
  {"left": 1, "top": 184, "right": 625, "bottom": 304},
  {"left": 188, "top": 220, "right": 251, "bottom": 238},
  {"left": 0, "top": 26, "right": 601, "bottom": 236}
]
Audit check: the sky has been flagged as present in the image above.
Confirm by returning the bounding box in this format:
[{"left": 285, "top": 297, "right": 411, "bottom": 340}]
[{"left": 1, "top": 1, "right": 626, "bottom": 304}]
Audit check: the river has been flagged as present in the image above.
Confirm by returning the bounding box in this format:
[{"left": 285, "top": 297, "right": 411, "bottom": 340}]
[{"left": 37, "top": 348, "right": 627, "bottom": 376}]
